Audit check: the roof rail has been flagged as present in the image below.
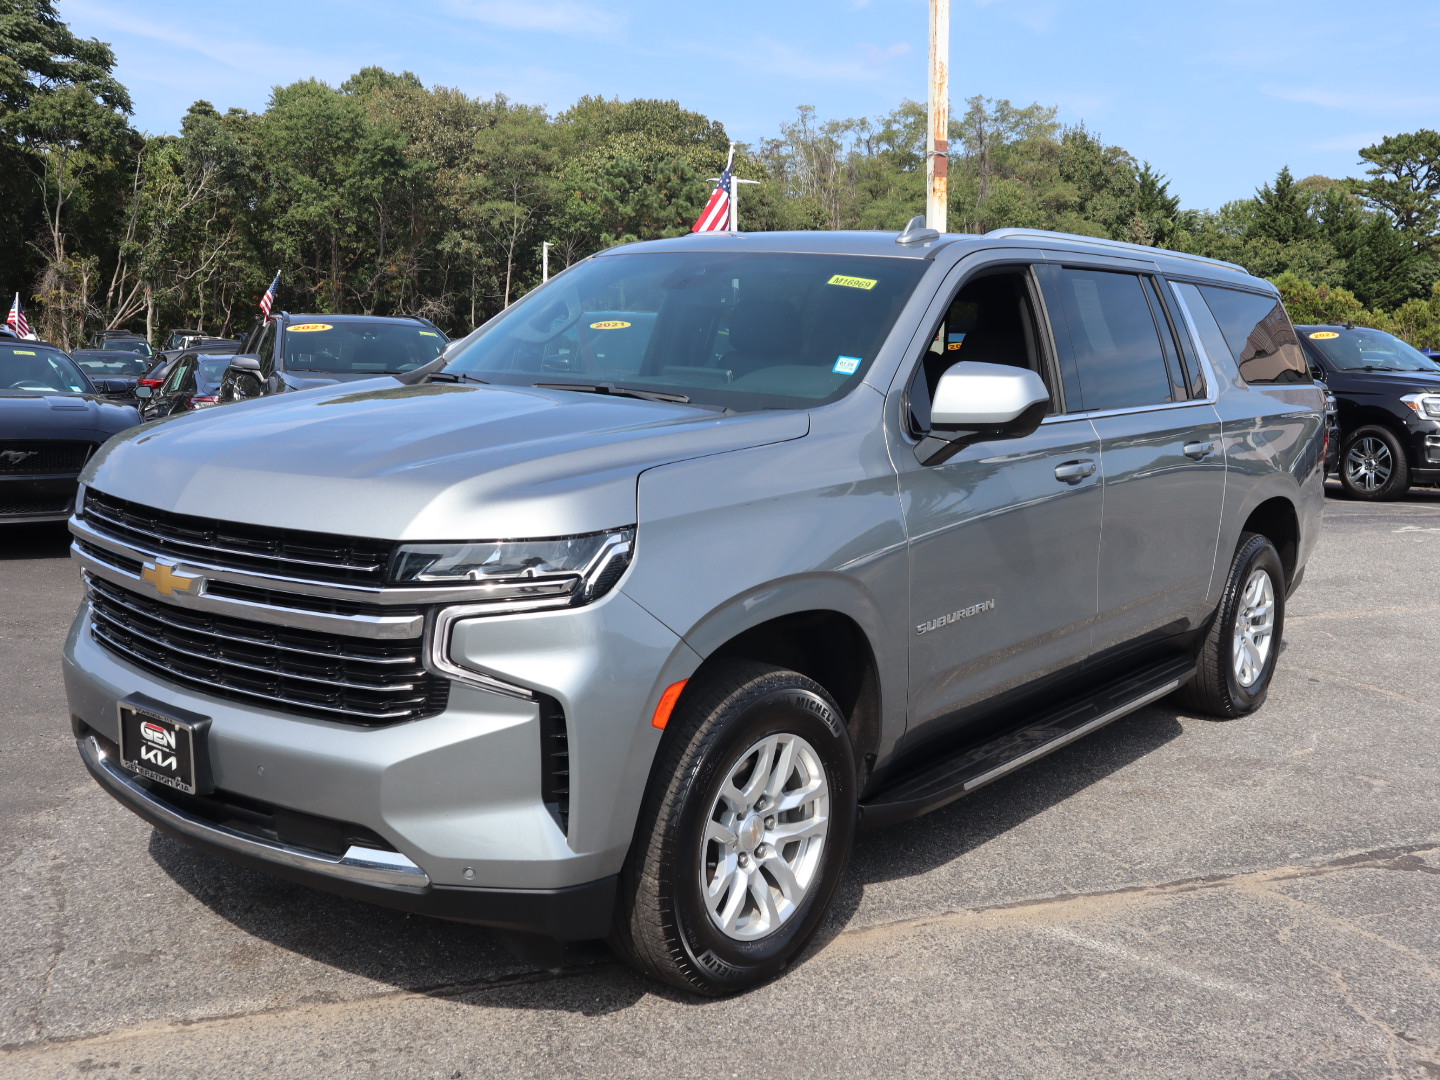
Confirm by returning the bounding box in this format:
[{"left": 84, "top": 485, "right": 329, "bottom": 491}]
[{"left": 983, "top": 228, "right": 1248, "bottom": 274}]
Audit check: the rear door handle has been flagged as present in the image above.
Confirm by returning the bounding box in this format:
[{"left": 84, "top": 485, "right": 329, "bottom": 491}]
[
  {"left": 1184, "top": 441, "right": 1215, "bottom": 460},
  {"left": 1054, "top": 459, "right": 1097, "bottom": 484}
]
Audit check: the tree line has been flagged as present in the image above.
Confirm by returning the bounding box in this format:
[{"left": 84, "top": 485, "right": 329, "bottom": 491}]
[{"left": 6, "top": 0, "right": 1440, "bottom": 350}]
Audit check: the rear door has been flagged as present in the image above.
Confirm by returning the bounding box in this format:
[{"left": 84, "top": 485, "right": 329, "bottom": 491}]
[{"left": 1038, "top": 263, "right": 1225, "bottom": 653}]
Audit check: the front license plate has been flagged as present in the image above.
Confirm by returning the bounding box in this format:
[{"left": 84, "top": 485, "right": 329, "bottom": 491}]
[{"left": 118, "top": 703, "right": 206, "bottom": 794}]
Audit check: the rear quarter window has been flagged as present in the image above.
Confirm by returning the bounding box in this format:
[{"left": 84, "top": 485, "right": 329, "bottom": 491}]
[{"left": 1196, "top": 286, "right": 1307, "bottom": 385}]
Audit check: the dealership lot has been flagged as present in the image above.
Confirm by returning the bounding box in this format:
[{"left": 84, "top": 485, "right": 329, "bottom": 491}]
[{"left": 2, "top": 488, "right": 1438, "bottom": 1079}]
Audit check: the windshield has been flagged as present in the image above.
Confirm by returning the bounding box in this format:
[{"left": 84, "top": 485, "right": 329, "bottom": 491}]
[
  {"left": 440, "top": 251, "right": 930, "bottom": 411},
  {"left": 0, "top": 344, "right": 90, "bottom": 393},
  {"left": 1305, "top": 327, "right": 1440, "bottom": 372},
  {"left": 102, "top": 339, "right": 153, "bottom": 357},
  {"left": 196, "top": 356, "right": 234, "bottom": 387},
  {"left": 282, "top": 321, "right": 447, "bottom": 375},
  {"left": 74, "top": 352, "right": 150, "bottom": 378}
]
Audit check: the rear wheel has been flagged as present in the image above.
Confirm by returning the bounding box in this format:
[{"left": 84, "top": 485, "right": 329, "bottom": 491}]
[
  {"left": 1340, "top": 425, "right": 1409, "bottom": 500},
  {"left": 611, "top": 661, "right": 856, "bottom": 995},
  {"left": 1175, "top": 532, "right": 1285, "bottom": 719}
]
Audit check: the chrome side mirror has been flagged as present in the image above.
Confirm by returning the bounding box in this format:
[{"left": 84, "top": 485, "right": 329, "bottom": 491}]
[{"left": 917, "top": 361, "right": 1051, "bottom": 466}]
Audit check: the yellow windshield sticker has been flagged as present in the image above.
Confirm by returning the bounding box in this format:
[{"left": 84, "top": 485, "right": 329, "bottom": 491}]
[
  {"left": 589, "top": 320, "right": 632, "bottom": 330},
  {"left": 13, "top": 349, "right": 35, "bottom": 355},
  {"left": 287, "top": 323, "right": 333, "bottom": 333},
  {"left": 418, "top": 330, "right": 439, "bottom": 337},
  {"left": 1309, "top": 331, "right": 1340, "bottom": 340},
  {"left": 828, "top": 274, "right": 878, "bottom": 290}
]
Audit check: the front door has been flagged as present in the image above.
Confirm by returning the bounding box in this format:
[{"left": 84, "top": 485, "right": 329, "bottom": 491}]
[{"left": 895, "top": 263, "right": 1103, "bottom": 748}]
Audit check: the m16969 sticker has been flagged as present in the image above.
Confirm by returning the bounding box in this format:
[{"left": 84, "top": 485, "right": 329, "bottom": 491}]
[{"left": 916, "top": 598, "right": 995, "bottom": 635}]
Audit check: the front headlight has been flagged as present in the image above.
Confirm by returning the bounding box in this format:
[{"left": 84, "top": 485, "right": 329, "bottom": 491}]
[
  {"left": 390, "top": 528, "right": 634, "bottom": 607},
  {"left": 1400, "top": 393, "right": 1440, "bottom": 419}
]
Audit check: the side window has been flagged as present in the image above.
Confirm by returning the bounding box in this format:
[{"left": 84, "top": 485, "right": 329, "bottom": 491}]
[
  {"left": 249, "top": 322, "right": 276, "bottom": 377},
  {"left": 1043, "top": 268, "right": 1174, "bottom": 411},
  {"left": 1196, "top": 286, "right": 1307, "bottom": 385},
  {"left": 908, "top": 267, "right": 1053, "bottom": 432},
  {"left": 1173, "top": 282, "right": 1237, "bottom": 383},
  {"left": 160, "top": 357, "right": 192, "bottom": 396}
]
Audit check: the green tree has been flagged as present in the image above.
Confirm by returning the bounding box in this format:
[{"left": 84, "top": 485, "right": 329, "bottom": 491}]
[{"left": 1354, "top": 130, "right": 1440, "bottom": 249}]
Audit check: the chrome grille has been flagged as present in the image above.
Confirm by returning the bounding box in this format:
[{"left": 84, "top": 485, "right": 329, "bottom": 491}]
[
  {"left": 82, "top": 488, "right": 394, "bottom": 586},
  {"left": 86, "top": 575, "right": 448, "bottom": 726}
]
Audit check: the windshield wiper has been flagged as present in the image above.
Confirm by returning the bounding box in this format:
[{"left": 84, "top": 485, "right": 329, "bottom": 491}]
[
  {"left": 532, "top": 381, "right": 690, "bottom": 404},
  {"left": 426, "top": 371, "right": 489, "bottom": 385},
  {"left": 1362, "top": 365, "right": 1406, "bottom": 372}
]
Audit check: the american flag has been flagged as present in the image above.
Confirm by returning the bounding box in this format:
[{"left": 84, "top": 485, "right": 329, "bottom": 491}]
[
  {"left": 6, "top": 293, "right": 30, "bottom": 338},
  {"left": 259, "top": 272, "right": 279, "bottom": 319},
  {"left": 692, "top": 152, "right": 734, "bottom": 233}
]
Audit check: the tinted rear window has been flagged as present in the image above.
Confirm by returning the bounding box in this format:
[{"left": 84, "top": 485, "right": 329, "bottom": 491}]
[
  {"left": 1043, "top": 268, "right": 1174, "bottom": 411},
  {"left": 1197, "top": 286, "right": 1307, "bottom": 385}
]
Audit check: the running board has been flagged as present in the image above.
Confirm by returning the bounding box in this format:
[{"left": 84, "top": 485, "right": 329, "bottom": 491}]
[{"left": 859, "top": 656, "right": 1195, "bottom": 829}]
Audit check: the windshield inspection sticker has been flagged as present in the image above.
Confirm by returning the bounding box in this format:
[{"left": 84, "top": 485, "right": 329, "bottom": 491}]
[
  {"left": 418, "top": 330, "right": 439, "bottom": 337},
  {"left": 833, "top": 355, "right": 862, "bottom": 375},
  {"left": 827, "top": 274, "right": 878, "bottom": 291},
  {"left": 287, "top": 323, "right": 333, "bottom": 333},
  {"left": 13, "top": 349, "right": 35, "bottom": 355},
  {"left": 589, "top": 320, "right": 632, "bottom": 330},
  {"left": 1309, "top": 331, "right": 1340, "bottom": 339}
]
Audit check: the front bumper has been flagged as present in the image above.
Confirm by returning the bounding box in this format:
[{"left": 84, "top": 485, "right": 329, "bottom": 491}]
[
  {"left": 64, "top": 583, "right": 696, "bottom": 936},
  {"left": 76, "top": 730, "right": 616, "bottom": 938}
]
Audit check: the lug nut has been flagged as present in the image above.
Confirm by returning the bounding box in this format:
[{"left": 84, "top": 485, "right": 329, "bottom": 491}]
[{"left": 764, "top": 816, "right": 776, "bottom": 829}]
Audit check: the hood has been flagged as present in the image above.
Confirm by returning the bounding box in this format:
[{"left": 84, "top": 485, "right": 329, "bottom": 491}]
[
  {"left": 84, "top": 379, "right": 808, "bottom": 539},
  {"left": 1329, "top": 368, "right": 1440, "bottom": 393},
  {"left": 0, "top": 390, "right": 140, "bottom": 441}
]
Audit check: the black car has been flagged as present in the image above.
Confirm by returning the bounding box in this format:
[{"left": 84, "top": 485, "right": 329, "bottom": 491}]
[
  {"left": 70, "top": 349, "right": 151, "bottom": 405},
  {"left": 222, "top": 312, "right": 448, "bottom": 402},
  {"left": 137, "top": 338, "right": 243, "bottom": 394},
  {"left": 87, "top": 331, "right": 154, "bottom": 359},
  {"left": 0, "top": 340, "right": 141, "bottom": 523},
  {"left": 1298, "top": 324, "right": 1440, "bottom": 499},
  {"left": 137, "top": 351, "right": 235, "bottom": 420}
]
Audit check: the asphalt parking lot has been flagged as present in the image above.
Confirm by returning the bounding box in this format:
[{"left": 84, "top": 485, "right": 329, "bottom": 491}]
[{"left": 3, "top": 487, "right": 1439, "bottom": 1080}]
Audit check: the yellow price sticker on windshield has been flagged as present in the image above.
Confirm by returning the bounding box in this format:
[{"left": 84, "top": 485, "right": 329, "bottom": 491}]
[
  {"left": 1309, "top": 331, "right": 1340, "bottom": 340},
  {"left": 287, "top": 323, "right": 333, "bottom": 333},
  {"left": 589, "top": 320, "right": 632, "bottom": 330},
  {"left": 13, "top": 349, "right": 35, "bottom": 355},
  {"left": 828, "top": 274, "right": 877, "bottom": 290}
]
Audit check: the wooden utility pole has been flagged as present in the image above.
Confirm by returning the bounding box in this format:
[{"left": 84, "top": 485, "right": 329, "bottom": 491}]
[{"left": 926, "top": 0, "right": 950, "bottom": 232}]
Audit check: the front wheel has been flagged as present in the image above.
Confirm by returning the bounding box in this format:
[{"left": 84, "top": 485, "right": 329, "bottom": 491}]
[
  {"left": 1175, "top": 532, "right": 1285, "bottom": 719},
  {"left": 612, "top": 661, "right": 857, "bottom": 995},
  {"left": 1340, "top": 425, "right": 1410, "bottom": 500}
]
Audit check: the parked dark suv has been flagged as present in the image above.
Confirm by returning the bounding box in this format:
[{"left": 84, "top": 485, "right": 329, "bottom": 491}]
[
  {"left": 222, "top": 312, "right": 448, "bottom": 402},
  {"left": 1298, "top": 324, "right": 1440, "bottom": 499}
]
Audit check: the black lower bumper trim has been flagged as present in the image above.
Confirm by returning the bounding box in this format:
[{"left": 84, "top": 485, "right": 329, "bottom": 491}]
[{"left": 78, "top": 731, "right": 616, "bottom": 941}]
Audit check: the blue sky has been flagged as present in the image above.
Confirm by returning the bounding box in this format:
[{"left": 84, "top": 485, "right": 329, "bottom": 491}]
[{"left": 62, "top": 0, "right": 1440, "bottom": 214}]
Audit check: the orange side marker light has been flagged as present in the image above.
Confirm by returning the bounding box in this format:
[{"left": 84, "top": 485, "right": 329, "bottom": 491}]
[{"left": 651, "top": 680, "right": 689, "bottom": 730}]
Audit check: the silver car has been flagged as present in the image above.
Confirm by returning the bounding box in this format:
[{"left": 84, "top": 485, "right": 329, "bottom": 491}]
[{"left": 63, "top": 225, "right": 1324, "bottom": 994}]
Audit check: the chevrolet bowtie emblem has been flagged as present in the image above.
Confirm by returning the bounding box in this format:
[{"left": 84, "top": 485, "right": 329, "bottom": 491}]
[{"left": 140, "top": 559, "right": 198, "bottom": 597}]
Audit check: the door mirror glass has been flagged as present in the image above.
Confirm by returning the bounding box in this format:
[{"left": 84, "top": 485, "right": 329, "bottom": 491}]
[{"left": 133, "top": 384, "right": 152, "bottom": 399}]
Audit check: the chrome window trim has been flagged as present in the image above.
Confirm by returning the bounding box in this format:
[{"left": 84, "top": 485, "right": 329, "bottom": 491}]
[
  {"left": 424, "top": 603, "right": 541, "bottom": 701},
  {"left": 1165, "top": 279, "right": 1223, "bottom": 405},
  {"left": 79, "top": 734, "right": 430, "bottom": 888},
  {"left": 72, "top": 539, "right": 426, "bottom": 640}
]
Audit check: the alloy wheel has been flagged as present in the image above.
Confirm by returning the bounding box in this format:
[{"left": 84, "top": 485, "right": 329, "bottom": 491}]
[
  {"left": 699, "top": 732, "right": 830, "bottom": 941},
  {"left": 1232, "top": 567, "right": 1275, "bottom": 688},
  {"left": 1345, "top": 436, "right": 1393, "bottom": 493}
]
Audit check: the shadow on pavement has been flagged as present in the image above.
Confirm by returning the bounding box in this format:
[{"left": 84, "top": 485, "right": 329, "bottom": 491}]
[
  {"left": 146, "top": 702, "right": 1185, "bottom": 1013},
  {"left": 1, "top": 521, "right": 72, "bottom": 560}
]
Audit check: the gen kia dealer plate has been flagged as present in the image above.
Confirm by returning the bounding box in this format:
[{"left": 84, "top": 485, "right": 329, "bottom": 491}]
[{"left": 118, "top": 701, "right": 211, "bottom": 794}]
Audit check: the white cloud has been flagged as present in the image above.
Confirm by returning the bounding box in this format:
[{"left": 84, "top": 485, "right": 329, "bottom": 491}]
[
  {"left": 439, "top": 0, "right": 624, "bottom": 37},
  {"left": 1262, "top": 83, "right": 1440, "bottom": 115}
]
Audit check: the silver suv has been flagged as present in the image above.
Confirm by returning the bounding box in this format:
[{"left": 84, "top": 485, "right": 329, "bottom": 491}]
[{"left": 63, "top": 226, "right": 1325, "bottom": 994}]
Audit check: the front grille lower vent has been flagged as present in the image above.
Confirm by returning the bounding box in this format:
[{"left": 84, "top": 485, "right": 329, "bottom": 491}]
[
  {"left": 83, "top": 488, "right": 395, "bottom": 586},
  {"left": 539, "top": 697, "right": 570, "bottom": 834},
  {"left": 86, "top": 576, "right": 447, "bottom": 726}
]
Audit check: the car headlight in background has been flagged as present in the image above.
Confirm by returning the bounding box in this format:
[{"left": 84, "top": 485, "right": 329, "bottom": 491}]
[
  {"left": 390, "top": 528, "right": 634, "bottom": 607},
  {"left": 1400, "top": 393, "right": 1440, "bottom": 419}
]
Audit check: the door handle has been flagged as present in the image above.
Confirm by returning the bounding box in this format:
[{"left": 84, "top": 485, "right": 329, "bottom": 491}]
[
  {"left": 1183, "top": 441, "right": 1215, "bottom": 460},
  {"left": 1054, "top": 459, "right": 1097, "bottom": 484}
]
